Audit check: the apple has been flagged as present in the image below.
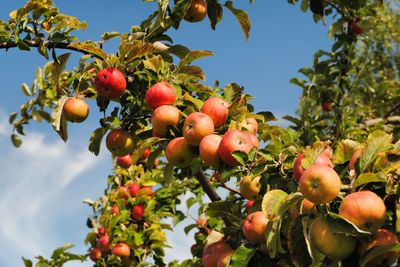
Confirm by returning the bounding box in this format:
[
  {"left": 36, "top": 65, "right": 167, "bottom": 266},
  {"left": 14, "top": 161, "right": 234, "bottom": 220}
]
[
  {"left": 321, "top": 101, "right": 333, "bottom": 112},
  {"left": 245, "top": 200, "right": 254, "bottom": 211},
  {"left": 62, "top": 97, "right": 89, "bottom": 123},
  {"left": 199, "top": 134, "right": 222, "bottom": 166},
  {"left": 89, "top": 247, "right": 102, "bottom": 262},
  {"left": 183, "top": 112, "right": 215, "bottom": 146},
  {"left": 94, "top": 68, "right": 126, "bottom": 99},
  {"left": 238, "top": 117, "right": 258, "bottom": 134},
  {"left": 349, "top": 148, "right": 363, "bottom": 171},
  {"left": 339, "top": 190, "right": 386, "bottom": 233},
  {"left": 97, "top": 227, "right": 108, "bottom": 237},
  {"left": 217, "top": 249, "right": 234, "bottom": 267},
  {"left": 309, "top": 216, "right": 356, "bottom": 260},
  {"left": 117, "top": 186, "right": 129, "bottom": 199},
  {"left": 111, "top": 204, "right": 120, "bottom": 215},
  {"left": 151, "top": 105, "right": 181, "bottom": 137},
  {"left": 243, "top": 211, "right": 268, "bottom": 243},
  {"left": 166, "top": 137, "right": 197, "bottom": 168},
  {"left": 299, "top": 165, "right": 341, "bottom": 204},
  {"left": 97, "top": 235, "right": 110, "bottom": 253},
  {"left": 116, "top": 154, "right": 133, "bottom": 169},
  {"left": 106, "top": 129, "right": 134, "bottom": 156},
  {"left": 200, "top": 97, "right": 230, "bottom": 128},
  {"left": 218, "top": 130, "right": 253, "bottom": 166},
  {"left": 293, "top": 150, "right": 333, "bottom": 183},
  {"left": 350, "top": 19, "right": 363, "bottom": 35},
  {"left": 357, "top": 228, "right": 399, "bottom": 267},
  {"left": 202, "top": 241, "right": 233, "bottom": 267},
  {"left": 184, "top": 0, "right": 207, "bottom": 23},
  {"left": 141, "top": 186, "right": 154, "bottom": 197},
  {"left": 239, "top": 176, "right": 261, "bottom": 200},
  {"left": 197, "top": 214, "right": 207, "bottom": 228},
  {"left": 300, "top": 198, "right": 317, "bottom": 215},
  {"left": 132, "top": 204, "right": 145, "bottom": 220},
  {"left": 247, "top": 133, "right": 259, "bottom": 148},
  {"left": 128, "top": 183, "right": 140, "bottom": 197},
  {"left": 140, "top": 148, "right": 151, "bottom": 160},
  {"left": 111, "top": 242, "right": 131, "bottom": 257},
  {"left": 145, "top": 81, "right": 176, "bottom": 110}
]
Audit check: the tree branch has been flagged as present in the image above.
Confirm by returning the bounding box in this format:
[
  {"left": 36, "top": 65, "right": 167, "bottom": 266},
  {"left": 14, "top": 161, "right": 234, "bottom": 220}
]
[
  {"left": 220, "top": 183, "right": 243, "bottom": 197},
  {"left": 195, "top": 170, "right": 221, "bottom": 202},
  {"left": 0, "top": 40, "right": 103, "bottom": 59}
]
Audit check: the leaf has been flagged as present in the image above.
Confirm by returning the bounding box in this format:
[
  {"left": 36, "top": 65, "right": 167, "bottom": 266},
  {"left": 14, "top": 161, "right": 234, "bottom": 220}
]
[
  {"left": 170, "top": 0, "right": 191, "bottom": 29},
  {"left": 164, "top": 163, "right": 174, "bottom": 185},
  {"left": 326, "top": 212, "right": 371, "bottom": 235},
  {"left": 224, "top": 1, "right": 251, "bottom": 40},
  {"left": 181, "top": 93, "right": 204, "bottom": 110},
  {"left": 51, "top": 243, "right": 74, "bottom": 259},
  {"left": 88, "top": 127, "right": 107, "bottom": 156},
  {"left": 143, "top": 55, "right": 165, "bottom": 73},
  {"left": 207, "top": 0, "right": 223, "bottom": 30},
  {"left": 178, "top": 50, "right": 213, "bottom": 68},
  {"left": 262, "top": 190, "right": 288, "bottom": 221},
  {"left": 204, "top": 201, "right": 242, "bottom": 224},
  {"left": 353, "top": 173, "right": 387, "bottom": 189},
  {"left": 21, "top": 257, "right": 32, "bottom": 267},
  {"left": 51, "top": 96, "right": 68, "bottom": 142},
  {"left": 309, "top": 0, "right": 324, "bottom": 16},
  {"left": 290, "top": 77, "right": 306, "bottom": 88},
  {"left": 359, "top": 131, "right": 392, "bottom": 172},
  {"left": 101, "top": 31, "right": 120, "bottom": 41},
  {"left": 124, "top": 43, "right": 166, "bottom": 63},
  {"left": 231, "top": 150, "right": 248, "bottom": 166},
  {"left": 229, "top": 244, "right": 256, "bottom": 267},
  {"left": 168, "top": 44, "right": 190, "bottom": 59},
  {"left": 175, "top": 65, "right": 206, "bottom": 81},
  {"left": 359, "top": 243, "right": 400, "bottom": 267},
  {"left": 68, "top": 43, "right": 107, "bottom": 59},
  {"left": 51, "top": 53, "right": 71, "bottom": 87},
  {"left": 21, "top": 83, "right": 32, "bottom": 96},
  {"left": 287, "top": 216, "right": 312, "bottom": 267},
  {"left": 333, "top": 139, "right": 361, "bottom": 165},
  {"left": 9, "top": 112, "right": 17, "bottom": 124},
  {"left": 17, "top": 40, "right": 30, "bottom": 51}
]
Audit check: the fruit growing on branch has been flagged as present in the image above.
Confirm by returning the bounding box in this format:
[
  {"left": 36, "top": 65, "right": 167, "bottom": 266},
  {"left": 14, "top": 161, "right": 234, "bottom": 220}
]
[
  {"left": 166, "top": 137, "right": 197, "bottom": 168},
  {"left": 94, "top": 68, "right": 126, "bottom": 99},
  {"left": 151, "top": 105, "right": 181, "bottom": 137},
  {"left": 200, "top": 97, "right": 230, "bottom": 128},
  {"left": 218, "top": 129, "right": 253, "bottom": 166},
  {"left": 132, "top": 204, "right": 145, "bottom": 221},
  {"left": 184, "top": 0, "right": 208, "bottom": 23},
  {"left": 293, "top": 150, "right": 333, "bottom": 182},
  {"left": 111, "top": 242, "right": 131, "bottom": 257},
  {"left": 240, "top": 176, "right": 261, "bottom": 200},
  {"left": 202, "top": 241, "right": 233, "bottom": 267},
  {"left": 183, "top": 112, "right": 215, "bottom": 146},
  {"left": 97, "top": 235, "right": 110, "bottom": 253},
  {"left": 243, "top": 211, "right": 268, "bottom": 243},
  {"left": 116, "top": 154, "right": 133, "bottom": 169},
  {"left": 199, "top": 134, "right": 222, "bottom": 166},
  {"left": 62, "top": 97, "right": 89, "bottom": 123},
  {"left": 89, "top": 247, "right": 102, "bottom": 262},
  {"left": 106, "top": 129, "right": 134, "bottom": 156},
  {"left": 145, "top": 82, "right": 177, "bottom": 110},
  {"left": 238, "top": 117, "right": 258, "bottom": 134}
]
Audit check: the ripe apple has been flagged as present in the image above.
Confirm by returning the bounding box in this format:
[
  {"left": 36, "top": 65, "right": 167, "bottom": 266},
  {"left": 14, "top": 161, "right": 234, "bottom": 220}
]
[
  {"left": 166, "top": 137, "right": 197, "bottom": 168},
  {"left": 62, "top": 97, "right": 89, "bottom": 123},
  {"left": 89, "top": 247, "right": 102, "bottom": 262},
  {"left": 300, "top": 198, "right": 317, "bottom": 215},
  {"left": 299, "top": 165, "right": 341, "bottom": 204},
  {"left": 349, "top": 148, "right": 363, "bottom": 171},
  {"left": 117, "top": 186, "right": 129, "bottom": 199},
  {"left": 200, "top": 97, "right": 229, "bottom": 128},
  {"left": 132, "top": 204, "right": 145, "bottom": 220},
  {"left": 116, "top": 154, "right": 133, "bottom": 169},
  {"left": 350, "top": 19, "right": 363, "bottom": 35},
  {"left": 128, "top": 183, "right": 140, "bottom": 197},
  {"left": 243, "top": 211, "right": 268, "bottom": 243},
  {"left": 94, "top": 68, "right": 126, "bottom": 99},
  {"left": 293, "top": 150, "right": 333, "bottom": 183},
  {"left": 183, "top": 112, "right": 214, "bottom": 146},
  {"left": 357, "top": 228, "right": 399, "bottom": 267},
  {"left": 202, "top": 241, "right": 233, "bottom": 267},
  {"left": 184, "top": 0, "right": 207, "bottom": 23},
  {"left": 141, "top": 186, "right": 154, "bottom": 197},
  {"left": 197, "top": 214, "right": 207, "bottom": 228},
  {"left": 199, "top": 134, "right": 222, "bottom": 166},
  {"left": 97, "top": 235, "right": 110, "bottom": 253},
  {"left": 339, "top": 190, "right": 386, "bottom": 233},
  {"left": 239, "top": 176, "right": 261, "bottom": 200},
  {"left": 97, "top": 227, "right": 108, "bottom": 237},
  {"left": 238, "top": 117, "right": 258, "bottom": 134},
  {"left": 218, "top": 130, "right": 253, "bottom": 166},
  {"left": 151, "top": 105, "right": 181, "bottom": 137},
  {"left": 245, "top": 200, "right": 254, "bottom": 211},
  {"left": 247, "top": 133, "right": 259, "bottom": 148},
  {"left": 309, "top": 216, "right": 356, "bottom": 260},
  {"left": 217, "top": 249, "right": 234, "bottom": 267},
  {"left": 111, "top": 204, "right": 120, "bottom": 215},
  {"left": 111, "top": 242, "right": 131, "bottom": 257},
  {"left": 145, "top": 81, "right": 176, "bottom": 110},
  {"left": 321, "top": 101, "right": 333, "bottom": 112},
  {"left": 140, "top": 148, "right": 151, "bottom": 160},
  {"left": 106, "top": 129, "right": 134, "bottom": 156}
]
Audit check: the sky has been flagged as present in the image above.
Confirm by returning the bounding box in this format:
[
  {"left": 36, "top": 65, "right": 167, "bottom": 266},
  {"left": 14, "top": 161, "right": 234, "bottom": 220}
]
[{"left": 0, "top": 1, "right": 332, "bottom": 266}]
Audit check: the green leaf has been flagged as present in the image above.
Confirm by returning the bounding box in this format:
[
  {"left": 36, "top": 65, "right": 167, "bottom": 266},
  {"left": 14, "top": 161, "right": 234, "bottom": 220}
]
[
  {"left": 164, "top": 163, "right": 174, "bottom": 185},
  {"left": 326, "top": 212, "right": 371, "bottom": 235},
  {"left": 168, "top": 44, "right": 190, "bottom": 59},
  {"left": 88, "top": 127, "right": 107, "bottom": 156},
  {"left": 287, "top": 216, "right": 312, "bottom": 267},
  {"left": 359, "top": 243, "right": 400, "bottom": 267},
  {"left": 333, "top": 139, "right": 361, "bottom": 165},
  {"left": 183, "top": 224, "right": 197, "bottom": 235},
  {"left": 124, "top": 42, "right": 167, "bottom": 63},
  {"left": 181, "top": 93, "right": 204, "bottom": 110},
  {"left": 143, "top": 55, "right": 165, "bottom": 73},
  {"left": 229, "top": 244, "right": 256, "bottom": 267},
  {"left": 51, "top": 243, "right": 74, "bottom": 259},
  {"left": 101, "top": 31, "right": 120, "bottom": 40},
  {"left": 51, "top": 53, "right": 71, "bottom": 87},
  {"left": 309, "top": 0, "right": 324, "bottom": 16},
  {"left": 21, "top": 83, "right": 32, "bottom": 96},
  {"left": 51, "top": 96, "right": 68, "bottom": 142},
  {"left": 262, "top": 190, "right": 289, "bottom": 221},
  {"left": 231, "top": 150, "right": 248, "bottom": 166},
  {"left": 178, "top": 50, "right": 213, "bottom": 68},
  {"left": 359, "top": 131, "right": 392, "bottom": 173},
  {"left": 175, "top": 65, "right": 206, "bottom": 81},
  {"left": 9, "top": 112, "right": 17, "bottom": 124},
  {"left": 207, "top": 0, "right": 223, "bottom": 30},
  {"left": 170, "top": 0, "right": 191, "bottom": 29},
  {"left": 21, "top": 257, "right": 32, "bottom": 267},
  {"left": 224, "top": 1, "right": 251, "bottom": 40},
  {"left": 68, "top": 43, "right": 107, "bottom": 59},
  {"left": 17, "top": 40, "right": 30, "bottom": 51},
  {"left": 353, "top": 173, "right": 387, "bottom": 189},
  {"left": 205, "top": 200, "right": 242, "bottom": 224}
]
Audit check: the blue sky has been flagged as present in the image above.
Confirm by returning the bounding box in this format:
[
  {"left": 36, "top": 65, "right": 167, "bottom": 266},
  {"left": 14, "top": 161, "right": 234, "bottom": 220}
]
[{"left": 0, "top": 1, "right": 331, "bottom": 266}]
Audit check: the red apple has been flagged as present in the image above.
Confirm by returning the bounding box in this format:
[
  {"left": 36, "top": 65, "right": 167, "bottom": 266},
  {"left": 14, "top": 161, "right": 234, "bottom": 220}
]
[
  {"left": 151, "top": 105, "right": 181, "bottom": 137},
  {"left": 97, "top": 235, "right": 110, "bottom": 253},
  {"left": 321, "top": 101, "right": 333, "bottom": 112},
  {"left": 117, "top": 186, "right": 129, "bottom": 199},
  {"left": 145, "top": 81, "right": 176, "bottom": 110},
  {"left": 238, "top": 118, "right": 258, "bottom": 134},
  {"left": 200, "top": 97, "right": 230, "bottom": 128},
  {"left": 349, "top": 148, "right": 363, "bottom": 171},
  {"left": 106, "top": 129, "right": 134, "bottom": 156},
  {"left": 128, "top": 183, "right": 140, "bottom": 197},
  {"left": 299, "top": 165, "right": 341, "bottom": 204},
  {"left": 350, "top": 19, "right": 363, "bottom": 35},
  {"left": 94, "top": 68, "right": 126, "bottom": 99},
  {"left": 184, "top": 0, "right": 208, "bottom": 23},
  {"left": 140, "top": 148, "right": 151, "bottom": 160},
  {"left": 293, "top": 150, "right": 333, "bottom": 183},
  {"left": 62, "top": 97, "right": 89, "bottom": 123},
  {"left": 141, "top": 186, "right": 154, "bottom": 197},
  {"left": 89, "top": 247, "right": 102, "bottom": 262},
  {"left": 197, "top": 214, "right": 207, "bottom": 228},
  {"left": 243, "top": 211, "right": 268, "bottom": 243},
  {"left": 339, "top": 190, "right": 386, "bottom": 233},
  {"left": 132, "top": 204, "right": 145, "bottom": 220},
  {"left": 111, "top": 242, "right": 131, "bottom": 257},
  {"left": 202, "top": 241, "right": 233, "bottom": 267},
  {"left": 116, "top": 154, "right": 132, "bottom": 169},
  {"left": 166, "top": 137, "right": 197, "bottom": 168},
  {"left": 218, "top": 130, "right": 253, "bottom": 166},
  {"left": 97, "top": 227, "right": 108, "bottom": 237},
  {"left": 199, "top": 134, "right": 222, "bottom": 166},
  {"left": 245, "top": 200, "right": 254, "bottom": 211},
  {"left": 111, "top": 204, "right": 120, "bottom": 215},
  {"left": 183, "top": 112, "right": 215, "bottom": 146},
  {"left": 247, "top": 133, "right": 259, "bottom": 148},
  {"left": 217, "top": 249, "right": 234, "bottom": 267}
]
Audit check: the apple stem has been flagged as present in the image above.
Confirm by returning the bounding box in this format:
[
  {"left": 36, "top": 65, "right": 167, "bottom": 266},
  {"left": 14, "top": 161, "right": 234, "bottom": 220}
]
[{"left": 195, "top": 170, "right": 221, "bottom": 202}]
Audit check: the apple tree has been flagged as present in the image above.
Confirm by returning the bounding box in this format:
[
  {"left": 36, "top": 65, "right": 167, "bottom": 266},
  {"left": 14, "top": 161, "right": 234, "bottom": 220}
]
[{"left": 1, "top": 0, "right": 400, "bottom": 267}]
